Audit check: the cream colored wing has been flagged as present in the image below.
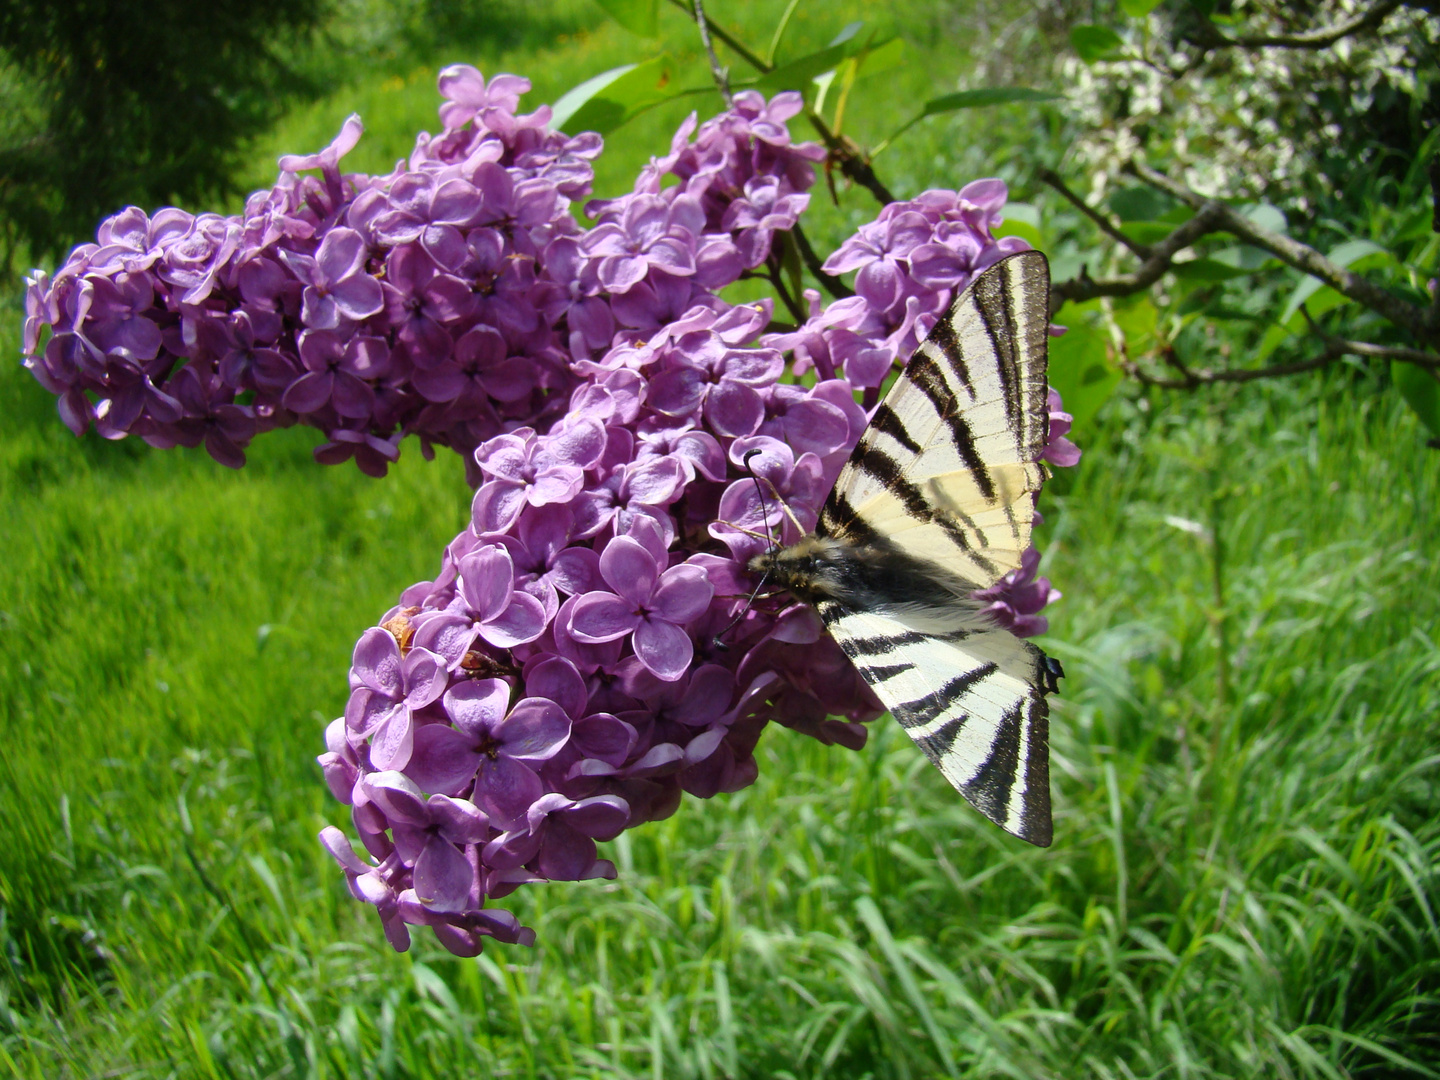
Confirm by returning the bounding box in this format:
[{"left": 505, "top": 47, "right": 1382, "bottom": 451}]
[
  {"left": 818, "top": 250, "right": 1052, "bottom": 587},
  {"left": 816, "top": 600, "right": 1055, "bottom": 846}
]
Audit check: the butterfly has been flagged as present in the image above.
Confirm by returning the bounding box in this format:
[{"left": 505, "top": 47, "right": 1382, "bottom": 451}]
[{"left": 750, "top": 249, "right": 1062, "bottom": 846}]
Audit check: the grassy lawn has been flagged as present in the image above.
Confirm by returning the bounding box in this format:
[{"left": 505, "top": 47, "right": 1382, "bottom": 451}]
[{"left": 2, "top": 2, "right": 1438, "bottom": 1077}]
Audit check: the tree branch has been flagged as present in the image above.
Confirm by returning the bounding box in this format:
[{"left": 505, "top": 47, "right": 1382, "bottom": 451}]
[
  {"left": 1127, "top": 162, "right": 1434, "bottom": 343},
  {"left": 690, "top": 0, "right": 733, "bottom": 106},
  {"left": 1049, "top": 203, "right": 1226, "bottom": 312},
  {"left": 1299, "top": 305, "right": 1440, "bottom": 369},
  {"left": 1124, "top": 327, "right": 1438, "bottom": 390},
  {"left": 1208, "top": 0, "right": 1403, "bottom": 51},
  {"left": 1122, "top": 351, "right": 1340, "bottom": 389},
  {"left": 1039, "top": 168, "right": 1152, "bottom": 260}
]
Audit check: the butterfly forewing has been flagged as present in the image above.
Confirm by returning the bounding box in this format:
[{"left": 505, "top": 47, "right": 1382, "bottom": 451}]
[
  {"left": 813, "top": 250, "right": 1059, "bottom": 846},
  {"left": 818, "top": 250, "right": 1052, "bottom": 584}
]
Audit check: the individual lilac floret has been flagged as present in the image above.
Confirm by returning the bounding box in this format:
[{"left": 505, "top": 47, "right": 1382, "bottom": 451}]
[
  {"left": 569, "top": 538, "right": 715, "bottom": 681},
  {"left": 1043, "top": 388, "right": 1082, "bottom": 467},
  {"left": 971, "top": 547, "right": 1062, "bottom": 638}
]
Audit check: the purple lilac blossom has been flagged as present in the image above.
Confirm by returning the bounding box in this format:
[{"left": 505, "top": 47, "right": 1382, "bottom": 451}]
[
  {"left": 21, "top": 67, "right": 1080, "bottom": 955},
  {"left": 23, "top": 70, "right": 813, "bottom": 480},
  {"left": 314, "top": 98, "right": 1080, "bottom": 953}
]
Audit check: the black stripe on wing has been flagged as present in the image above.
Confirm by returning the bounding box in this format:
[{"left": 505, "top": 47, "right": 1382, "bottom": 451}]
[
  {"left": 868, "top": 402, "right": 923, "bottom": 455},
  {"left": 849, "top": 442, "right": 1003, "bottom": 577},
  {"left": 1020, "top": 696, "right": 1053, "bottom": 845},
  {"left": 957, "top": 698, "right": 1024, "bottom": 826},
  {"left": 892, "top": 663, "right": 999, "bottom": 731},
  {"left": 970, "top": 261, "right": 1027, "bottom": 446},
  {"left": 905, "top": 353, "right": 996, "bottom": 501}
]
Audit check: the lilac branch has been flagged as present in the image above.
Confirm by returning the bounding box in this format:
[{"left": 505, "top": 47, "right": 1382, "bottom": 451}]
[
  {"left": 691, "top": 0, "right": 733, "bottom": 106},
  {"left": 791, "top": 223, "right": 854, "bottom": 300},
  {"left": 664, "top": 0, "right": 896, "bottom": 208}
]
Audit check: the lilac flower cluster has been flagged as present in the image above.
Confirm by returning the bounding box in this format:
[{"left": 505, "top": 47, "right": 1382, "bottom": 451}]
[
  {"left": 21, "top": 72, "right": 817, "bottom": 478},
  {"left": 20, "top": 65, "right": 1079, "bottom": 953},
  {"left": 310, "top": 88, "right": 1079, "bottom": 954}
]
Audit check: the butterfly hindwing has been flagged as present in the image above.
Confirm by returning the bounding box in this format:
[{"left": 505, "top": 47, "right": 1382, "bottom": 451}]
[
  {"left": 819, "top": 250, "right": 1052, "bottom": 586},
  {"left": 816, "top": 601, "right": 1054, "bottom": 847}
]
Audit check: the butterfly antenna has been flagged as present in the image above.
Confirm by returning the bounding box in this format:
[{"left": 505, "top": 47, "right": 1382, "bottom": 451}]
[
  {"left": 713, "top": 450, "right": 777, "bottom": 651},
  {"left": 743, "top": 448, "right": 778, "bottom": 552}
]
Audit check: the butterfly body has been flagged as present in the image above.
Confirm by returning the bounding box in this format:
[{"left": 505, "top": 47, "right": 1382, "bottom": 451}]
[
  {"left": 752, "top": 250, "right": 1062, "bottom": 847},
  {"left": 751, "top": 535, "right": 993, "bottom": 637}
]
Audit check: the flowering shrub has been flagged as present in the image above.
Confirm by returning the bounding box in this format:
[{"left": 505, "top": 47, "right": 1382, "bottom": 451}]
[{"left": 23, "top": 66, "right": 1079, "bottom": 955}]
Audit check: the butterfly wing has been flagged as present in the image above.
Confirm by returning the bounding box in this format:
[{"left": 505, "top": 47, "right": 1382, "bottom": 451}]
[
  {"left": 817, "top": 601, "right": 1056, "bottom": 846},
  {"left": 818, "top": 250, "right": 1053, "bottom": 586},
  {"left": 813, "top": 250, "right": 1059, "bottom": 845}
]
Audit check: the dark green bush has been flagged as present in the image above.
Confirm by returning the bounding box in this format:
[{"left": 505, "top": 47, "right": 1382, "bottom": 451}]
[{"left": 0, "top": 0, "right": 330, "bottom": 269}]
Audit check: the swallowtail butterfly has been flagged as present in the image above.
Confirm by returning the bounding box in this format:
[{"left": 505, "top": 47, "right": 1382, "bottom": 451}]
[{"left": 752, "top": 250, "right": 1063, "bottom": 846}]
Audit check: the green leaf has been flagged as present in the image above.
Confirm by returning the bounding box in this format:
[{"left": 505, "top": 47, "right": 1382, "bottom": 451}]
[
  {"left": 877, "top": 87, "right": 1060, "bottom": 151},
  {"left": 551, "top": 57, "right": 695, "bottom": 135},
  {"left": 751, "top": 43, "right": 852, "bottom": 93},
  {"left": 1277, "top": 241, "right": 1390, "bottom": 325},
  {"left": 854, "top": 37, "right": 905, "bottom": 80},
  {"left": 1120, "top": 0, "right": 1165, "bottom": 14},
  {"left": 1112, "top": 294, "right": 1158, "bottom": 349},
  {"left": 1048, "top": 322, "right": 1120, "bottom": 433},
  {"left": 1170, "top": 257, "right": 1263, "bottom": 282},
  {"left": 1254, "top": 285, "right": 1354, "bottom": 363},
  {"left": 1209, "top": 245, "right": 1276, "bottom": 272},
  {"left": 921, "top": 87, "right": 1062, "bottom": 114},
  {"left": 811, "top": 69, "right": 838, "bottom": 117},
  {"left": 1393, "top": 362, "right": 1440, "bottom": 439},
  {"left": 995, "top": 203, "right": 1043, "bottom": 264},
  {"left": 1108, "top": 186, "right": 1177, "bottom": 223},
  {"left": 995, "top": 218, "right": 1044, "bottom": 251},
  {"left": 1240, "top": 202, "right": 1287, "bottom": 235},
  {"left": 1249, "top": 239, "right": 1398, "bottom": 361},
  {"left": 1118, "top": 221, "right": 1178, "bottom": 246},
  {"left": 590, "top": 0, "right": 659, "bottom": 37},
  {"left": 1070, "top": 25, "right": 1126, "bottom": 63},
  {"left": 750, "top": 31, "right": 896, "bottom": 94}
]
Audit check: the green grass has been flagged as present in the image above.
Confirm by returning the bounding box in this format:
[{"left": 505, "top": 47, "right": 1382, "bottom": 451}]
[{"left": 4, "top": 1, "right": 1440, "bottom": 1076}]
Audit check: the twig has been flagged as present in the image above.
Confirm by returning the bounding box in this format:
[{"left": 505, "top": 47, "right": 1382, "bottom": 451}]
[
  {"left": 1049, "top": 204, "right": 1225, "bottom": 311},
  {"left": 791, "top": 223, "right": 854, "bottom": 300},
  {"left": 808, "top": 122, "right": 897, "bottom": 206},
  {"left": 691, "top": 0, "right": 733, "bottom": 106},
  {"left": 1207, "top": 0, "right": 1403, "bottom": 51},
  {"left": 765, "top": 259, "right": 807, "bottom": 324},
  {"left": 1300, "top": 305, "right": 1440, "bottom": 368},
  {"left": 664, "top": 0, "right": 896, "bottom": 208},
  {"left": 1127, "top": 161, "right": 1433, "bottom": 342},
  {"left": 1125, "top": 330, "right": 1438, "bottom": 390},
  {"left": 1038, "top": 168, "right": 1152, "bottom": 260},
  {"left": 1122, "top": 351, "right": 1342, "bottom": 389}
]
